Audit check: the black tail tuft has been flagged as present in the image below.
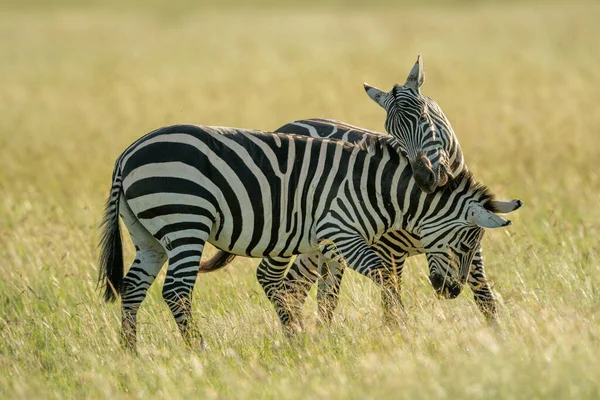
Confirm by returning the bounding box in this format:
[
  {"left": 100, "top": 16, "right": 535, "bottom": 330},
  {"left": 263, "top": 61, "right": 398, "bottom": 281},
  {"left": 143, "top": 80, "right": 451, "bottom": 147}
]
[
  {"left": 199, "top": 250, "right": 237, "bottom": 273},
  {"left": 98, "top": 194, "right": 124, "bottom": 302}
]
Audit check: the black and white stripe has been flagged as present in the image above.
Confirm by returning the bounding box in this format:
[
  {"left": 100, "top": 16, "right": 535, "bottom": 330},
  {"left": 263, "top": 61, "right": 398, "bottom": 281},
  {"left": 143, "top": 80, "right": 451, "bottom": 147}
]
[
  {"left": 270, "top": 120, "right": 520, "bottom": 328},
  {"left": 100, "top": 123, "right": 517, "bottom": 349},
  {"left": 204, "top": 119, "right": 521, "bottom": 329}
]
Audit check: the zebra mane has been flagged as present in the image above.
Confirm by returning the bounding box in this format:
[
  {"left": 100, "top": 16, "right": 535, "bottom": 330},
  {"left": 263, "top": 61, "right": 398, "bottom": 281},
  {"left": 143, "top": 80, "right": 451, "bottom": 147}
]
[
  {"left": 353, "top": 134, "right": 400, "bottom": 159},
  {"left": 444, "top": 170, "right": 499, "bottom": 213},
  {"left": 351, "top": 134, "right": 496, "bottom": 212}
]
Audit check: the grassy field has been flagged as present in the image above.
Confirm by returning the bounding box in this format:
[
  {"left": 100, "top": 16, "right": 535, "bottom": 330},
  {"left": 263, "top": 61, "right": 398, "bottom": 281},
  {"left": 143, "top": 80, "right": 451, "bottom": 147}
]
[{"left": 1, "top": 1, "right": 599, "bottom": 398}]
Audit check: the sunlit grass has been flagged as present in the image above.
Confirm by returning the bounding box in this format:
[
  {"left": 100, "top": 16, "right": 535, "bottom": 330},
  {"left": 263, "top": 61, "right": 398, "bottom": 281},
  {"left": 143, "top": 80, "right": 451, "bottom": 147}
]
[{"left": 1, "top": 1, "right": 599, "bottom": 398}]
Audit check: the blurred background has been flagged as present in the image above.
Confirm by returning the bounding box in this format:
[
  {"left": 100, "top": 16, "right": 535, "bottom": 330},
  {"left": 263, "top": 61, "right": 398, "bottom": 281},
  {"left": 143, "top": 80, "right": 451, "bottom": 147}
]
[{"left": 1, "top": 0, "right": 599, "bottom": 398}]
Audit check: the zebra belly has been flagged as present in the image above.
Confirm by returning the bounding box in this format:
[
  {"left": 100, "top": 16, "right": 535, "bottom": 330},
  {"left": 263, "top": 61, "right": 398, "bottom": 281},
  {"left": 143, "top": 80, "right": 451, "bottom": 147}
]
[
  {"left": 208, "top": 232, "right": 319, "bottom": 258},
  {"left": 207, "top": 208, "right": 320, "bottom": 257}
]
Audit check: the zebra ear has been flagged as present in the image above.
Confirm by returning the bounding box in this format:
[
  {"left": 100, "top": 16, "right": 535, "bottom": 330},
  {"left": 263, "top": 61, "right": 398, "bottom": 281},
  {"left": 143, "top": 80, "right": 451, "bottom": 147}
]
[
  {"left": 468, "top": 203, "right": 512, "bottom": 229},
  {"left": 404, "top": 54, "right": 425, "bottom": 92},
  {"left": 491, "top": 199, "right": 524, "bottom": 214},
  {"left": 363, "top": 82, "right": 389, "bottom": 109}
]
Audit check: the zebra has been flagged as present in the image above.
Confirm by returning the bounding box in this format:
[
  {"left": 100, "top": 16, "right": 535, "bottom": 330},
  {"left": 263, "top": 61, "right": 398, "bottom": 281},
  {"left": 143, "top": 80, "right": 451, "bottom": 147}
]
[
  {"left": 362, "top": 54, "right": 464, "bottom": 194},
  {"left": 98, "top": 124, "right": 521, "bottom": 350},
  {"left": 197, "top": 55, "right": 491, "bottom": 328},
  {"left": 200, "top": 119, "right": 522, "bottom": 330}
]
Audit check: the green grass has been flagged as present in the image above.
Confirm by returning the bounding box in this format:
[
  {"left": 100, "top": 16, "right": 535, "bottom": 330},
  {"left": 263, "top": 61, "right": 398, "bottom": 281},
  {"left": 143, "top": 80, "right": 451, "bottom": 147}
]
[{"left": 1, "top": 1, "right": 600, "bottom": 398}]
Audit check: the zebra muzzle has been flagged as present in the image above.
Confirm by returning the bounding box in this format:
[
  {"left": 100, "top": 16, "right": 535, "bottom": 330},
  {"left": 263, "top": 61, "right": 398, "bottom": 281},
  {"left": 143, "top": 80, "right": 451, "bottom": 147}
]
[
  {"left": 410, "top": 153, "right": 437, "bottom": 194},
  {"left": 429, "top": 272, "right": 463, "bottom": 299}
]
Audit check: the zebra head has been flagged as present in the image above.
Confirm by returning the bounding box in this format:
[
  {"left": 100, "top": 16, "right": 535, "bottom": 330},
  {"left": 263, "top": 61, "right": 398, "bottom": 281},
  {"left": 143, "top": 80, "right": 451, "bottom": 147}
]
[
  {"left": 420, "top": 180, "right": 523, "bottom": 299},
  {"left": 364, "top": 54, "right": 457, "bottom": 194}
]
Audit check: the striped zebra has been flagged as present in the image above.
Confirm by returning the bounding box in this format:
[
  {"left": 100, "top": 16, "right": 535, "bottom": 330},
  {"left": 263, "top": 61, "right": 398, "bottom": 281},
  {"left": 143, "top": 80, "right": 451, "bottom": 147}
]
[
  {"left": 201, "top": 120, "right": 522, "bottom": 330},
  {"left": 198, "top": 55, "right": 489, "bottom": 328},
  {"left": 98, "top": 124, "right": 519, "bottom": 350},
  {"left": 362, "top": 54, "right": 464, "bottom": 194}
]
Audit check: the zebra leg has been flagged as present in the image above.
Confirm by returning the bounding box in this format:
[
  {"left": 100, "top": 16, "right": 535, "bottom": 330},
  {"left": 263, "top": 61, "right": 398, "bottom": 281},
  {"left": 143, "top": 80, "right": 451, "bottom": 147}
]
[
  {"left": 467, "top": 247, "right": 498, "bottom": 324},
  {"left": 121, "top": 236, "right": 167, "bottom": 351},
  {"left": 319, "top": 236, "right": 404, "bottom": 323},
  {"left": 380, "top": 253, "right": 407, "bottom": 324},
  {"left": 161, "top": 230, "right": 209, "bottom": 349},
  {"left": 282, "top": 253, "right": 320, "bottom": 323},
  {"left": 316, "top": 255, "right": 344, "bottom": 325},
  {"left": 118, "top": 198, "right": 168, "bottom": 351},
  {"left": 255, "top": 257, "right": 298, "bottom": 331}
]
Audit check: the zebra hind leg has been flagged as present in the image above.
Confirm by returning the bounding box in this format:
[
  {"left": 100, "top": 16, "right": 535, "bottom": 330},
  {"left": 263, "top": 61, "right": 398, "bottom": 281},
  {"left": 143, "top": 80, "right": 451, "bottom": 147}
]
[
  {"left": 118, "top": 197, "right": 168, "bottom": 352},
  {"left": 121, "top": 235, "right": 167, "bottom": 352},
  {"left": 160, "top": 230, "right": 209, "bottom": 349}
]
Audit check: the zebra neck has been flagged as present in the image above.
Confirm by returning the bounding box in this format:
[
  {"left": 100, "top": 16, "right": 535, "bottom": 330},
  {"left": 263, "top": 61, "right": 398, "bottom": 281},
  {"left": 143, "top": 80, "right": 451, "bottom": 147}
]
[{"left": 374, "top": 159, "right": 413, "bottom": 233}]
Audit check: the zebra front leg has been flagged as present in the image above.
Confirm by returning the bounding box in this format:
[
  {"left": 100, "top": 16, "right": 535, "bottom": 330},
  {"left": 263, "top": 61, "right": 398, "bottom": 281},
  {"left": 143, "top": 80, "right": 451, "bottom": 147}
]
[
  {"left": 320, "top": 236, "right": 405, "bottom": 325},
  {"left": 316, "top": 254, "right": 344, "bottom": 326},
  {"left": 256, "top": 257, "right": 299, "bottom": 332},
  {"left": 161, "top": 231, "right": 209, "bottom": 349},
  {"left": 467, "top": 247, "right": 498, "bottom": 325},
  {"left": 379, "top": 252, "right": 407, "bottom": 325},
  {"left": 282, "top": 253, "right": 320, "bottom": 323}
]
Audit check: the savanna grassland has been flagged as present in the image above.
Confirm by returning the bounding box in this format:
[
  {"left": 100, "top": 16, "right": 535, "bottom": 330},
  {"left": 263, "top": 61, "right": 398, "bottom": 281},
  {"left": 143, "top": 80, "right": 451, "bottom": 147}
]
[{"left": 1, "top": 0, "right": 599, "bottom": 398}]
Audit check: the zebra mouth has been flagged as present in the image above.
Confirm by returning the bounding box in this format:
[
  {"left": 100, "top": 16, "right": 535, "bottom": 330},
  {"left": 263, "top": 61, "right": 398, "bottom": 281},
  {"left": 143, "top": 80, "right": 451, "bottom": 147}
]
[
  {"left": 417, "top": 164, "right": 452, "bottom": 193},
  {"left": 437, "top": 166, "right": 452, "bottom": 187},
  {"left": 410, "top": 159, "right": 437, "bottom": 194},
  {"left": 437, "top": 161, "right": 454, "bottom": 187},
  {"left": 410, "top": 152, "right": 445, "bottom": 194}
]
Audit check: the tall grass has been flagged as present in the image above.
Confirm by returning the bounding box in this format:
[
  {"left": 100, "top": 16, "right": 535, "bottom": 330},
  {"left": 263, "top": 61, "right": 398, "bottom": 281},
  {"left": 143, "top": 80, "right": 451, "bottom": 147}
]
[{"left": 1, "top": 1, "right": 599, "bottom": 398}]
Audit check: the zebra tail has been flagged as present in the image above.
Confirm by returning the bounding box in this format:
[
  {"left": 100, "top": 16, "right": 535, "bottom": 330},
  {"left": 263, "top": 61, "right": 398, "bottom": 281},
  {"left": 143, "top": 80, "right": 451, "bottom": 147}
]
[
  {"left": 199, "top": 250, "right": 237, "bottom": 273},
  {"left": 98, "top": 168, "right": 124, "bottom": 302}
]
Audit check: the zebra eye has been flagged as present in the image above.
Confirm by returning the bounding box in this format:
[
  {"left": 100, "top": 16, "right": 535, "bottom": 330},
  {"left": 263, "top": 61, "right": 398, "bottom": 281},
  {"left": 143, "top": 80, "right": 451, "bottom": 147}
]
[{"left": 420, "top": 114, "right": 428, "bottom": 121}]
